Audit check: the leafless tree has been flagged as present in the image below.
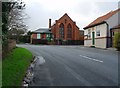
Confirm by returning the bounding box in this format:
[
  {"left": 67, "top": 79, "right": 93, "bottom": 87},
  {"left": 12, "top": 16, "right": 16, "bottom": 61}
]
[
  {"left": 8, "top": 0, "right": 28, "bottom": 31},
  {"left": 6, "top": 0, "right": 30, "bottom": 42}
]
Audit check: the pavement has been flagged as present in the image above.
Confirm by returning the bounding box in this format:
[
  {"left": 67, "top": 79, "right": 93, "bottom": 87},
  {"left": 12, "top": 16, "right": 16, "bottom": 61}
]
[{"left": 17, "top": 44, "right": 119, "bottom": 86}]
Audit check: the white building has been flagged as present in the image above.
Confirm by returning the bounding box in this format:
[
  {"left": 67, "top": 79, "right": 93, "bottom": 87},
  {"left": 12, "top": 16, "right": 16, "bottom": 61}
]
[{"left": 83, "top": 8, "right": 120, "bottom": 48}]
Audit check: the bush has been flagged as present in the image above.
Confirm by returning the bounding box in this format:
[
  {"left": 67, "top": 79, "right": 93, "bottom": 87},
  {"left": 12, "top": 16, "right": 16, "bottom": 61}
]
[
  {"left": 19, "top": 35, "right": 30, "bottom": 43},
  {"left": 114, "top": 32, "right": 120, "bottom": 51}
]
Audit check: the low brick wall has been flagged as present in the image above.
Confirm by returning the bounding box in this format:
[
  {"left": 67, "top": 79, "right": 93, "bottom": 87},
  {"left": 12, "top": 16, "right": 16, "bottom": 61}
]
[
  {"left": 8, "top": 39, "right": 16, "bottom": 51},
  {"left": 32, "top": 39, "right": 48, "bottom": 44},
  {"left": 54, "top": 40, "right": 84, "bottom": 45},
  {"left": 2, "top": 39, "right": 16, "bottom": 58}
]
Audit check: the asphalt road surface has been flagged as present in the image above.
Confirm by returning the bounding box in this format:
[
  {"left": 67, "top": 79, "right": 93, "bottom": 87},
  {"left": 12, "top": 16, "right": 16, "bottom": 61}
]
[{"left": 17, "top": 44, "right": 118, "bottom": 86}]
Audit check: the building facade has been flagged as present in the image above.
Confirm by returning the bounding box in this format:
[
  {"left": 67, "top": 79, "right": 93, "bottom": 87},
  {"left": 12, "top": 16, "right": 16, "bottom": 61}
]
[
  {"left": 84, "top": 9, "right": 120, "bottom": 48},
  {"left": 31, "top": 28, "right": 52, "bottom": 44},
  {"left": 111, "top": 24, "right": 120, "bottom": 47},
  {"left": 51, "top": 13, "right": 84, "bottom": 45},
  {"left": 31, "top": 13, "right": 84, "bottom": 45}
]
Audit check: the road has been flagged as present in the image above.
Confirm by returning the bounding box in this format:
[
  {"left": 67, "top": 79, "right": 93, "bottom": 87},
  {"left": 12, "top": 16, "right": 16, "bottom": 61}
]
[{"left": 17, "top": 44, "right": 118, "bottom": 86}]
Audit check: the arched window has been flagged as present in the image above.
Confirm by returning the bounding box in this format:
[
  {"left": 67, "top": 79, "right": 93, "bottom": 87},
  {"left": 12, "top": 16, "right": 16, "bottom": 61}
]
[
  {"left": 67, "top": 24, "right": 72, "bottom": 38},
  {"left": 59, "top": 23, "right": 64, "bottom": 39}
]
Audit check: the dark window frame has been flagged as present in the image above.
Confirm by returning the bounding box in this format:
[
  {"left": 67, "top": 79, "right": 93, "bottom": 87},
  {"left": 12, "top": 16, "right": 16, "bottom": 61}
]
[{"left": 59, "top": 23, "right": 64, "bottom": 39}]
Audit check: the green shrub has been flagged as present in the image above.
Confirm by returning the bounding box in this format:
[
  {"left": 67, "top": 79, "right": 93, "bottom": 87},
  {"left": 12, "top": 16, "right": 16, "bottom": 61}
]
[{"left": 114, "top": 32, "right": 120, "bottom": 51}]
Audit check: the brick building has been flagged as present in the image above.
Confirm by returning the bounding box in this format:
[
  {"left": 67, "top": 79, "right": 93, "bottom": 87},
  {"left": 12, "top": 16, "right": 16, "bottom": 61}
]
[
  {"left": 50, "top": 13, "right": 84, "bottom": 45},
  {"left": 31, "top": 13, "right": 84, "bottom": 45},
  {"left": 31, "top": 28, "right": 52, "bottom": 44}
]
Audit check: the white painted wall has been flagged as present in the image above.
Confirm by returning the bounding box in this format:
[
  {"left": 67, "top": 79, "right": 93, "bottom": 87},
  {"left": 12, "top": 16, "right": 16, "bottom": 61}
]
[
  {"left": 94, "top": 24, "right": 107, "bottom": 48},
  {"left": 106, "top": 12, "right": 119, "bottom": 29},
  {"left": 106, "top": 11, "right": 119, "bottom": 37},
  {"left": 84, "top": 23, "right": 107, "bottom": 48},
  {"left": 84, "top": 40, "right": 92, "bottom": 46},
  {"left": 95, "top": 38, "right": 107, "bottom": 48},
  {"left": 84, "top": 28, "right": 92, "bottom": 46},
  {"left": 95, "top": 23, "right": 107, "bottom": 38}
]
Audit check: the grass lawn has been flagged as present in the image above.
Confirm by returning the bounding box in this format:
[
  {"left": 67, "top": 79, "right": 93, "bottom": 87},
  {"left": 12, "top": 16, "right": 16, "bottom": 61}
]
[
  {"left": 0, "top": 61, "right": 2, "bottom": 88},
  {"left": 2, "top": 47, "right": 33, "bottom": 86}
]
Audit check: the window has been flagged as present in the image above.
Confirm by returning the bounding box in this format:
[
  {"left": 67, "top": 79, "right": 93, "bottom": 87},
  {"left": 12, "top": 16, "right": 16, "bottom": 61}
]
[
  {"left": 37, "top": 34, "right": 41, "bottom": 39},
  {"left": 67, "top": 24, "right": 72, "bottom": 38},
  {"left": 46, "top": 34, "right": 49, "bottom": 38},
  {"left": 96, "top": 30, "right": 100, "bottom": 36},
  {"left": 59, "top": 23, "right": 64, "bottom": 39},
  {"left": 88, "top": 29, "right": 91, "bottom": 38}
]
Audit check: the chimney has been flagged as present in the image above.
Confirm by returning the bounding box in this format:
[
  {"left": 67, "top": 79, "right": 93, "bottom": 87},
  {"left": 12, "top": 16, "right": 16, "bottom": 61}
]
[
  {"left": 49, "top": 19, "right": 51, "bottom": 28},
  {"left": 74, "top": 21, "right": 76, "bottom": 25}
]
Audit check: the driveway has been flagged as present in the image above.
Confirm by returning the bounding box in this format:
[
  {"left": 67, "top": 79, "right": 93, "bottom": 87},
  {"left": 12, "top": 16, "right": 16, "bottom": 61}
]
[{"left": 17, "top": 44, "right": 118, "bottom": 86}]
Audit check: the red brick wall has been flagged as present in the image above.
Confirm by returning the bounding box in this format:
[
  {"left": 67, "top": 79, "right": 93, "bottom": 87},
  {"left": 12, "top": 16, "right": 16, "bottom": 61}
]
[
  {"left": 31, "top": 33, "right": 37, "bottom": 39},
  {"left": 51, "top": 13, "right": 82, "bottom": 40},
  {"left": 31, "top": 33, "right": 47, "bottom": 39}
]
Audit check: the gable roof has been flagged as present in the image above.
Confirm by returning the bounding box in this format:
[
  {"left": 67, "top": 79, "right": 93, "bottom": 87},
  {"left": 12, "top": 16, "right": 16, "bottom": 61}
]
[
  {"left": 32, "top": 28, "right": 52, "bottom": 33},
  {"left": 58, "top": 13, "right": 74, "bottom": 23},
  {"left": 51, "top": 13, "right": 79, "bottom": 29},
  {"left": 84, "top": 8, "right": 120, "bottom": 29}
]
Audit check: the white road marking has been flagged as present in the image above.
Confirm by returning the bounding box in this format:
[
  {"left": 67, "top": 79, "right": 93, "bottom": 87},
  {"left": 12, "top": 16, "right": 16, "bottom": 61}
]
[{"left": 79, "top": 55, "right": 103, "bottom": 63}]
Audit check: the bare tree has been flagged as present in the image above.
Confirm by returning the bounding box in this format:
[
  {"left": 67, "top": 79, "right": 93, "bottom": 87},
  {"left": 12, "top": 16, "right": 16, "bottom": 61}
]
[
  {"left": 2, "top": 0, "right": 28, "bottom": 36},
  {"left": 2, "top": 0, "right": 29, "bottom": 55},
  {"left": 8, "top": 0, "right": 27, "bottom": 31},
  {"left": 4, "top": 0, "right": 29, "bottom": 42}
]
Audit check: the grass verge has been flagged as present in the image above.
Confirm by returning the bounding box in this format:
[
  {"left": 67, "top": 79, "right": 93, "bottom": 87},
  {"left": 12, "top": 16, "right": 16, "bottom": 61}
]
[
  {"left": 0, "top": 61, "right": 2, "bottom": 88},
  {"left": 2, "top": 47, "right": 33, "bottom": 86}
]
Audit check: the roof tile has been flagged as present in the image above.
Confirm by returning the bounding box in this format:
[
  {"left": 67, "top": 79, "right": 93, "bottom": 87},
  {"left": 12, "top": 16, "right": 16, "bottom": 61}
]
[{"left": 84, "top": 8, "right": 120, "bottom": 29}]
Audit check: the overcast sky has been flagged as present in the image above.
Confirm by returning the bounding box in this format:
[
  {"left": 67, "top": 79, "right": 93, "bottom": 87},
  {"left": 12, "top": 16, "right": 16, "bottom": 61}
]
[{"left": 22, "top": 0, "right": 119, "bottom": 31}]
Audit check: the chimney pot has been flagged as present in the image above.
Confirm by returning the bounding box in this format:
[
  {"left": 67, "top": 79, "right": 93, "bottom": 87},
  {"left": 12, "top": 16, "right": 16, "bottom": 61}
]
[{"left": 49, "top": 19, "right": 51, "bottom": 28}]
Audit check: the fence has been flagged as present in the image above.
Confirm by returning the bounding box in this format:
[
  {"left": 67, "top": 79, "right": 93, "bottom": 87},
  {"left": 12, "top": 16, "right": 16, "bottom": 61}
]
[
  {"left": 31, "top": 39, "right": 84, "bottom": 45},
  {"left": 54, "top": 40, "right": 84, "bottom": 45},
  {"left": 32, "top": 39, "right": 48, "bottom": 44}
]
